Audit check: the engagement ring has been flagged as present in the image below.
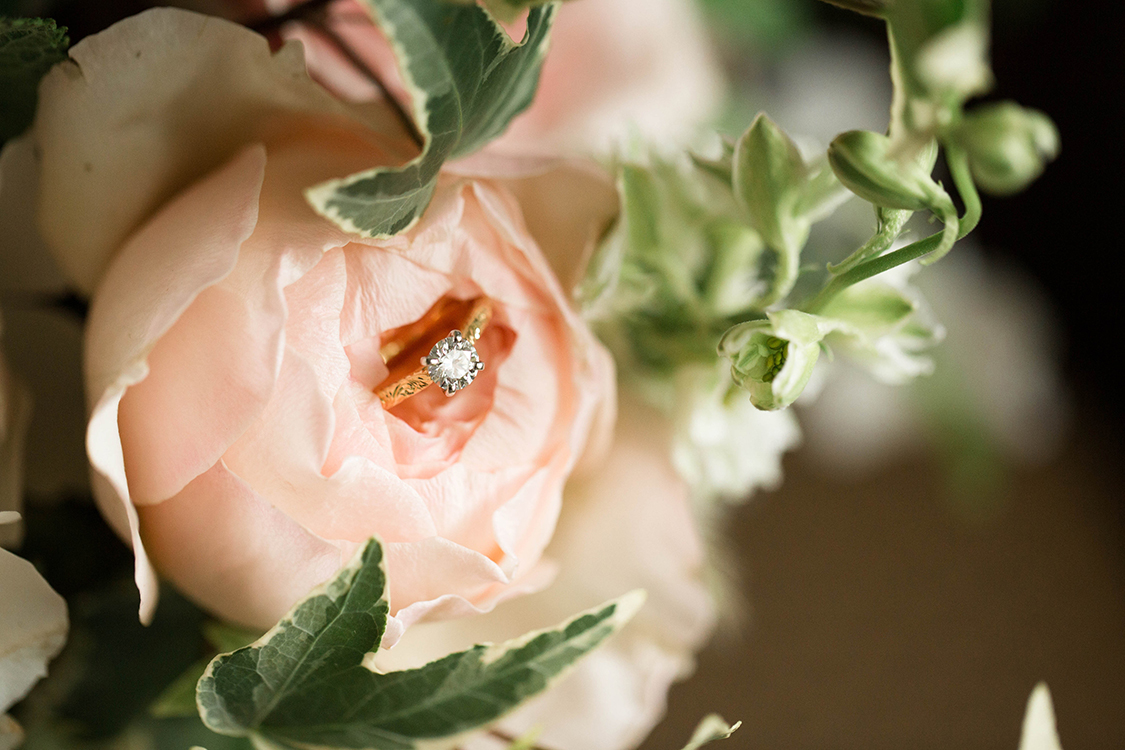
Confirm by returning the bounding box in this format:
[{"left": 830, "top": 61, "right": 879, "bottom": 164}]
[{"left": 376, "top": 296, "right": 492, "bottom": 409}]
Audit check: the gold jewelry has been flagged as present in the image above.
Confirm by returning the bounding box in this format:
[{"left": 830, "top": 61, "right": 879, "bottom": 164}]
[{"left": 375, "top": 297, "right": 492, "bottom": 409}]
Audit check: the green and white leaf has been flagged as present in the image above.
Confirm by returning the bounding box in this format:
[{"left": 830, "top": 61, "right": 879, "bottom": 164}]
[
  {"left": 582, "top": 156, "right": 768, "bottom": 378},
  {"left": 306, "top": 0, "right": 556, "bottom": 238},
  {"left": 681, "top": 714, "right": 742, "bottom": 750},
  {"left": 198, "top": 538, "right": 643, "bottom": 749},
  {"left": 732, "top": 115, "right": 848, "bottom": 304},
  {"left": 0, "top": 17, "right": 69, "bottom": 142}
]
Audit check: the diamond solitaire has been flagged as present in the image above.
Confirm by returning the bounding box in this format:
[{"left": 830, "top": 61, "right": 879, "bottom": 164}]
[
  {"left": 375, "top": 297, "right": 493, "bottom": 408},
  {"left": 424, "top": 330, "right": 485, "bottom": 396}
]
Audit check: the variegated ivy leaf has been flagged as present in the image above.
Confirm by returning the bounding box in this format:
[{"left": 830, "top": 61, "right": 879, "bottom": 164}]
[
  {"left": 306, "top": 0, "right": 556, "bottom": 237},
  {"left": 0, "top": 17, "right": 69, "bottom": 142},
  {"left": 681, "top": 714, "right": 742, "bottom": 750},
  {"left": 197, "top": 538, "right": 643, "bottom": 749}
]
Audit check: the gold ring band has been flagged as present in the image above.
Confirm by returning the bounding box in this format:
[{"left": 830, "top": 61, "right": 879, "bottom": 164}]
[{"left": 376, "top": 297, "right": 493, "bottom": 409}]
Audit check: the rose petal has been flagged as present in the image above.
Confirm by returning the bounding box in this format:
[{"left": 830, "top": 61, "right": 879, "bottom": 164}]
[
  {"left": 86, "top": 145, "right": 267, "bottom": 622},
  {"left": 468, "top": 179, "right": 618, "bottom": 475},
  {"left": 138, "top": 461, "right": 346, "bottom": 631},
  {"left": 373, "top": 397, "right": 713, "bottom": 750},
  {"left": 283, "top": 248, "right": 352, "bottom": 401},
  {"left": 223, "top": 347, "right": 438, "bottom": 543},
  {"left": 33, "top": 7, "right": 399, "bottom": 293},
  {"left": 117, "top": 247, "right": 282, "bottom": 505},
  {"left": 496, "top": 0, "right": 724, "bottom": 153},
  {"left": 386, "top": 539, "right": 558, "bottom": 634},
  {"left": 447, "top": 155, "right": 619, "bottom": 294}
]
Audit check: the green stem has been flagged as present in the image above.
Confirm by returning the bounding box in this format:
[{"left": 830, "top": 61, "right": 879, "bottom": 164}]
[
  {"left": 802, "top": 143, "right": 984, "bottom": 313},
  {"left": 826, "top": 207, "right": 911, "bottom": 275},
  {"left": 802, "top": 230, "right": 943, "bottom": 313},
  {"left": 946, "top": 142, "right": 982, "bottom": 240}
]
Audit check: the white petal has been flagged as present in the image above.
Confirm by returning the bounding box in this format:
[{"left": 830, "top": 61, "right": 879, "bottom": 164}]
[
  {"left": 1018, "top": 683, "right": 1063, "bottom": 750},
  {"left": 0, "top": 547, "right": 68, "bottom": 712}
]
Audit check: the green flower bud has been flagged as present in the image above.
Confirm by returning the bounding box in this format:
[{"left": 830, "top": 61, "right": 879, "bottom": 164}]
[
  {"left": 954, "top": 102, "right": 1060, "bottom": 196},
  {"left": 829, "top": 130, "right": 959, "bottom": 263},
  {"left": 828, "top": 130, "right": 942, "bottom": 211},
  {"left": 719, "top": 310, "right": 826, "bottom": 411}
]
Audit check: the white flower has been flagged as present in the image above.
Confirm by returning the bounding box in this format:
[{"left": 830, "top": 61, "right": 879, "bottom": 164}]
[
  {"left": 803, "top": 249, "right": 1067, "bottom": 473},
  {"left": 0, "top": 515, "right": 68, "bottom": 750},
  {"left": 671, "top": 364, "right": 801, "bottom": 502}
]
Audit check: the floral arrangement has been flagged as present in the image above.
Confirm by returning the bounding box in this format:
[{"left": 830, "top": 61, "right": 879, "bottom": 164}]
[{"left": 0, "top": 0, "right": 1065, "bottom": 749}]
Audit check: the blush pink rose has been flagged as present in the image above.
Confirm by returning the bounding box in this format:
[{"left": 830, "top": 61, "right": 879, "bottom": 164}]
[
  {"left": 370, "top": 395, "right": 716, "bottom": 750},
  {"left": 28, "top": 8, "right": 617, "bottom": 638},
  {"left": 239, "top": 0, "right": 723, "bottom": 153}
]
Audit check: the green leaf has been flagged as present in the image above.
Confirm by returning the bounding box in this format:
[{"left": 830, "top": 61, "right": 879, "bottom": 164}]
[
  {"left": 153, "top": 660, "right": 210, "bottom": 718},
  {"left": 681, "top": 714, "right": 742, "bottom": 750},
  {"left": 733, "top": 114, "right": 809, "bottom": 259},
  {"left": 699, "top": 0, "right": 812, "bottom": 50},
  {"left": 734, "top": 115, "right": 843, "bottom": 306},
  {"left": 0, "top": 17, "right": 69, "bottom": 142},
  {"left": 198, "top": 538, "right": 643, "bottom": 749},
  {"left": 306, "top": 1, "right": 556, "bottom": 238},
  {"left": 202, "top": 621, "right": 263, "bottom": 654},
  {"left": 198, "top": 540, "right": 390, "bottom": 736}
]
